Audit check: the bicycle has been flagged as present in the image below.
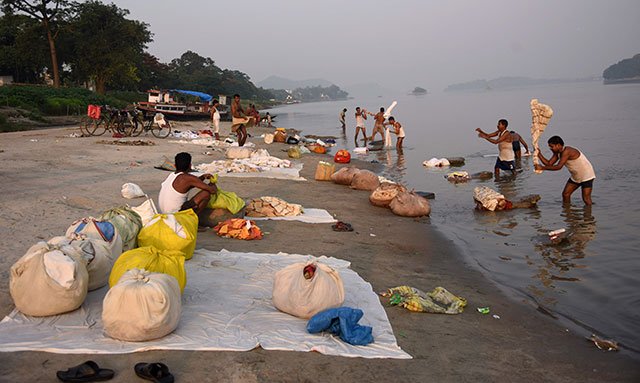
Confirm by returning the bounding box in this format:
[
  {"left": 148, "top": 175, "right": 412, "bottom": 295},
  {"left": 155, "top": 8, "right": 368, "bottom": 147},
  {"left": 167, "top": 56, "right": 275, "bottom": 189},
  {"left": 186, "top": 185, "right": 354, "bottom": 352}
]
[
  {"left": 81, "top": 105, "right": 134, "bottom": 137},
  {"left": 129, "top": 111, "right": 172, "bottom": 138}
]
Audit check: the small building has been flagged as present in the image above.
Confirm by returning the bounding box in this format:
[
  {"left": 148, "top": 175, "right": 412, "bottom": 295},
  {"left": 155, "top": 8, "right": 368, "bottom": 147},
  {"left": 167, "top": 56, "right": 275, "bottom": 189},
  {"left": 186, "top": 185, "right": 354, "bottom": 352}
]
[{"left": 0, "top": 75, "right": 14, "bottom": 86}]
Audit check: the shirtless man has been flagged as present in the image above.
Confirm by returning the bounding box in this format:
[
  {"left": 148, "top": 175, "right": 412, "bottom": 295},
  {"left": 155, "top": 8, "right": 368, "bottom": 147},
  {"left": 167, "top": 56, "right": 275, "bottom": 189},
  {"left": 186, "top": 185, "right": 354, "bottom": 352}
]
[
  {"left": 158, "top": 152, "right": 218, "bottom": 216},
  {"left": 370, "top": 107, "right": 386, "bottom": 142},
  {"left": 210, "top": 99, "right": 220, "bottom": 141},
  {"left": 339, "top": 108, "right": 347, "bottom": 129},
  {"left": 231, "top": 94, "right": 251, "bottom": 146},
  {"left": 476, "top": 119, "right": 516, "bottom": 177},
  {"left": 535, "top": 135, "right": 595, "bottom": 205},
  {"left": 384, "top": 116, "right": 405, "bottom": 153},
  {"left": 510, "top": 130, "right": 530, "bottom": 159},
  {"left": 354, "top": 107, "right": 368, "bottom": 146}
]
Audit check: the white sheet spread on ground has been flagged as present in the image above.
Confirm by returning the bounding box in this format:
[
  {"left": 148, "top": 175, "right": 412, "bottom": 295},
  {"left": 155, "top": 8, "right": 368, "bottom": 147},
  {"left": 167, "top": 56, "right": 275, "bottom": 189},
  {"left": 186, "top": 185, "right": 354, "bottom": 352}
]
[
  {"left": 250, "top": 208, "right": 337, "bottom": 223},
  {"left": 196, "top": 161, "right": 305, "bottom": 181},
  {"left": 0, "top": 249, "right": 410, "bottom": 359}
]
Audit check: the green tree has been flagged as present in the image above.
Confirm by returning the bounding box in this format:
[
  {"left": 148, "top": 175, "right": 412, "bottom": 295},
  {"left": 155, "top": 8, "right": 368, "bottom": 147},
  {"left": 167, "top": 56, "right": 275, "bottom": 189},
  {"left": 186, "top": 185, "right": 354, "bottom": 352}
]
[
  {"left": 66, "top": 1, "right": 151, "bottom": 94},
  {"left": 0, "top": 13, "right": 49, "bottom": 82},
  {"left": 603, "top": 54, "right": 640, "bottom": 80},
  {"left": 2, "top": 0, "right": 72, "bottom": 87}
]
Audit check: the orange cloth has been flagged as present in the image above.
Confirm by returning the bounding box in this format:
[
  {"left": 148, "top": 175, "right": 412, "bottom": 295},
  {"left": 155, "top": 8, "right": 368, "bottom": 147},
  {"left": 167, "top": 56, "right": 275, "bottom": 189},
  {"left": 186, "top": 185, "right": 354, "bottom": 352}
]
[{"left": 213, "top": 218, "right": 263, "bottom": 240}]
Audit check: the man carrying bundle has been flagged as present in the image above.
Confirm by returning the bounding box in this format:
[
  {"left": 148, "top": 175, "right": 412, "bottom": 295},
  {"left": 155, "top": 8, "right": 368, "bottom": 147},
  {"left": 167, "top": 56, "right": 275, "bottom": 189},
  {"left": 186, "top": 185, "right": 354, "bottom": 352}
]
[{"left": 535, "top": 136, "right": 595, "bottom": 205}]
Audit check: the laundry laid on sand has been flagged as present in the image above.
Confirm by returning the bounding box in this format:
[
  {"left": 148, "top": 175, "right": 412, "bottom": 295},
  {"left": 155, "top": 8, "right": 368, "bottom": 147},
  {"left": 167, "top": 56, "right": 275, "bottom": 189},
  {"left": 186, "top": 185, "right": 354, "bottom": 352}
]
[
  {"left": 0, "top": 249, "right": 410, "bottom": 359},
  {"left": 195, "top": 150, "right": 305, "bottom": 181}
]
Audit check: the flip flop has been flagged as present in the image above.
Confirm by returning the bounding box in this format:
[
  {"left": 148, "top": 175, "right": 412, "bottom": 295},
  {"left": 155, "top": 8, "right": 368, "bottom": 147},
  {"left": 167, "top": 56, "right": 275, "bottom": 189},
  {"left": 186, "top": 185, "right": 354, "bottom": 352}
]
[
  {"left": 56, "top": 360, "right": 114, "bottom": 382},
  {"left": 332, "top": 221, "right": 354, "bottom": 232},
  {"left": 134, "top": 362, "right": 174, "bottom": 383}
]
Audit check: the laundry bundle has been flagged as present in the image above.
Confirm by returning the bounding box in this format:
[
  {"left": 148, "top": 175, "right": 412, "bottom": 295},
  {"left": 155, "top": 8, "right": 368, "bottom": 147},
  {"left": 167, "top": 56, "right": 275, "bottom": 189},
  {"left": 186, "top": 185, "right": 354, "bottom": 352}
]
[
  {"left": 65, "top": 217, "right": 123, "bottom": 260},
  {"left": 272, "top": 261, "right": 345, "bottom": 319},
  {"left": 245, "top": 196, "right": 303, "bottom": 217},
  {"left": 369, "top": 183, "right": 407, "bottom": 207},
  {"left": 389, "top": 191, "right": 431, "bottom": 217},
  {"left": 109, "top": 246, "right": 186, "bottom": 293},
  {"left": 350, "top": 169, "right": 380, "bottom": 191},
  {"left": 137, "top": 209, "right": 198, "bottom": 260},
  {"left": 48, "top": 235, "right": 114, "bottom": 291},
  {"left": 99, "top": 206, "right": 143, "bottom": 251},
  {"left": 103, "top": 268, "right": 182, "bottom": 342},
  {"left": 213, "top": 218, "right": 263, "bottom": 240},
  {"left": 10, "top": 242, "right": 89, "bottom": 317},
  {"left": 331, "top": 167, "right": 361, "bottom": 185}
]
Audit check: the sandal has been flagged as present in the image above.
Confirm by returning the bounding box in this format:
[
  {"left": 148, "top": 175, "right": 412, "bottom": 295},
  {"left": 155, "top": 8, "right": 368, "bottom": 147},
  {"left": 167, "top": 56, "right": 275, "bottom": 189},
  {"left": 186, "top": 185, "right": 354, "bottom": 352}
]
[
  {"left": 332, "top": 221, "right": 354, "bottom": 232},
  {"left": 56, "top": 360, "right": 114, "bottom": 382},
  {"left": 134, "top": 362, "right": 174, "bottom": 383}
]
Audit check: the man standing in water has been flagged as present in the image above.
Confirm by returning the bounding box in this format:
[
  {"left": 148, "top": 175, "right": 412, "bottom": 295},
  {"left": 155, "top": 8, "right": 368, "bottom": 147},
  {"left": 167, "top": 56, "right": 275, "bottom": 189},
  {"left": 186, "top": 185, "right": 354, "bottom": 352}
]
[
  {"left": 384, "top": 116, "right": 405, "bottom": 153},
  {"left": 370, "top": 107, "right": 386, "bottom": 142},
  {"left": 231, "top": 94, "right": 251, "bottom": 146},
  {"left": 354, "top": 107, "right": 368, "bottom": 146},
  {"left": 339, "top": 108, "right": 347, "bottom": 129},
  {"left": 476, "top": 119, "right": 516, "bottom": 177},
  {"left": 535, "top": 135, "right": 595, "bottom": 205},
  {"left": 510, "top": 130, "right": 530, "bottom": 159}
]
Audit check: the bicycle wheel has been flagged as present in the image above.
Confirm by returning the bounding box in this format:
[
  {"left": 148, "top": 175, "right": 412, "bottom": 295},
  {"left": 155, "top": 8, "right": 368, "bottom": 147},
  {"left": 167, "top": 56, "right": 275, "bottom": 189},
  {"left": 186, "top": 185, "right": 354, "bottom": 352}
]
[
  {"left": 151, "top": 120, "right": 172, "bottom": 138},
  {"left": 80, "top": 117, "right": 92, "bottom": 136},
  {"left": 86, "top": 118, "right": 107, "bottom": 136},
  {"left": 121, "top": 121, "right": 137, "bottom": 137},
  {"left": 129, "top": 120, "right": 144, "bottom": 137}
]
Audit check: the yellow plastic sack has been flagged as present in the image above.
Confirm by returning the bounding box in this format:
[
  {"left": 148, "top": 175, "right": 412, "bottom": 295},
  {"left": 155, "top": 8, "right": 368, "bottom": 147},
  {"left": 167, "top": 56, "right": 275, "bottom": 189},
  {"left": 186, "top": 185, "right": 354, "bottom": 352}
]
[
  {"left": 137, "top": 209, "right": 198, "bottom": 260},
  {"left": 382, "top": 285, "right": 466, "bottom": 314},
  {"left": 315, "top": 161, "right": 335, "bottom": 181},
  {"left": 208, "top": 189, "right": 245, "bottom": 214},
  {"left": 109, "top": 246, "right": 186, "bottom": 293}
]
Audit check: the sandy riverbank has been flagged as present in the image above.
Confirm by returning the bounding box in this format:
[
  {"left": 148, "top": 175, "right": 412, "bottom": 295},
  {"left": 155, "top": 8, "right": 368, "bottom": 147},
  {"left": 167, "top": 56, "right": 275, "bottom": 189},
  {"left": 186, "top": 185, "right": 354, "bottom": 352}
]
[{"left": 0, "top": 122, "right": 638, "bottom": 382}]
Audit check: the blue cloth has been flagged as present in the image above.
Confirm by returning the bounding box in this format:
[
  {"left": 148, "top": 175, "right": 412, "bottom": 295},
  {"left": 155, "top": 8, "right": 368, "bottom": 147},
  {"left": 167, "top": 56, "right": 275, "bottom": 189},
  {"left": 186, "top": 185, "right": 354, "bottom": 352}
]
[
  {"left": 75, "top": 221, "right": 115, "bottom": 242},
  {"left": 306, "top": 307, "right": 374, "bottom": 346},
  {"left": 171, "top": 89, "right": 213, "bottom": 102}
]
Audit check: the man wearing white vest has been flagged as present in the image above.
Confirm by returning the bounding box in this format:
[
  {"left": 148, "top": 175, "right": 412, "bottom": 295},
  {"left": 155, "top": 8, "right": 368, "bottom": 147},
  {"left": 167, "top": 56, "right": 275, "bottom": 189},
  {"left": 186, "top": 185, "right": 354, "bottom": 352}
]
[{"left": 158, "top": 152, "right": 218, "bottom": 214}]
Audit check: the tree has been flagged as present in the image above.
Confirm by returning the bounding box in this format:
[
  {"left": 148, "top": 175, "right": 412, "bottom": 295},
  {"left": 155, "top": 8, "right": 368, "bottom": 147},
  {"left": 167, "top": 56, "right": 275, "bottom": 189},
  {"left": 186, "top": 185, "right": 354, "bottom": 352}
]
[
  {"left": 66, "top": 1, "right": 151, "bottom": 94},
  {"left": 603, "top": 54, "right": 640, "bottom": 81},
  {"left": 0, "top": 12, "right": 49, "bottom": 82},
  {"left": 2, "top": 0, "right": 72, "bottom": 87}
]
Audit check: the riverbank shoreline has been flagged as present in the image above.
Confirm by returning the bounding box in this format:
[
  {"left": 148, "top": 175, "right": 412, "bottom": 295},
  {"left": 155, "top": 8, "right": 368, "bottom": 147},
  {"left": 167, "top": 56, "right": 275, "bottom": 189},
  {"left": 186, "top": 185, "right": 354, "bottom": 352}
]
[{"left": 0, "top": 122, "right": 638, "bottom": 382}]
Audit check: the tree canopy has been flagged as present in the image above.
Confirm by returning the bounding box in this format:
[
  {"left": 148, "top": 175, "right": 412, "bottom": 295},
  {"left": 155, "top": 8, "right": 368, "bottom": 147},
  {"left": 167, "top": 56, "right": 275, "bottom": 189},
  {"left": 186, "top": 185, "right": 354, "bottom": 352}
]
[
  {"left": 603, "top": 54, "right": 640, "bottom": 81},
  {"left": 0, "top": 0, "right": 347, "bottom": 102}
]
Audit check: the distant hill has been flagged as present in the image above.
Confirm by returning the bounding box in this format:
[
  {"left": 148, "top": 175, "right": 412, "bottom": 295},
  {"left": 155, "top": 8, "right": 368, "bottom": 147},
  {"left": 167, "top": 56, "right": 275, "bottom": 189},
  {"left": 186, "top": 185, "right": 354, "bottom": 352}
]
[
  {"left": 445, "top": 76, "right": 598, "bottom": 92},
  {"left": 257, "top": 75, "right": 334, "bottom": 90},
  {"left": 603, "top": 54, "right": 640, "bottom": 84}
]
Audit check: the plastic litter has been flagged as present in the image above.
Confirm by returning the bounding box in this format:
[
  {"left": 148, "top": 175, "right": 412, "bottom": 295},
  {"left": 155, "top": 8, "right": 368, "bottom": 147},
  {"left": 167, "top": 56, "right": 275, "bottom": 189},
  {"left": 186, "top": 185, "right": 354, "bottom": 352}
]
[
  {"left": 381, "top": 286, "right": 466, "bottom": 314},
  {"left": 477, "top": 307, "right": 490, "bottom": 314}
]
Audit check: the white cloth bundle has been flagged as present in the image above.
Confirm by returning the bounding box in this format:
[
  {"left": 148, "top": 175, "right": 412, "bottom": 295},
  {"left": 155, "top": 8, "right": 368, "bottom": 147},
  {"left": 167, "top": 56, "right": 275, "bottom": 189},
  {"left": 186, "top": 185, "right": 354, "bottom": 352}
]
[
  {"left": 473, "top": 186, "right": 505, "bottom": 211},
  {"left": 10, "top": 242, "right": 89, "bottom": 317},
  {"left": 65, "top": 218, "right": 123, "bottom": 260},
  {"left": 121, "top": 183, "right": 145, "bottom": 199},
  {"left": 102, "top": 268, "right": 181, "bottom": 342},
  {"left": 272, "top": 261, "right": 345, "bottom": 319},
  {"left": 226, "top": 147, "right": 253, "bottom": 159},
  {"left": 153, "top": 113, "right": 168, "bottom": 128},
  {"left": 48, "top": 236, "right": 114, "bottom": 291},
  {"left": 530, "top": 99, "right": 554, "bottom": 174},
  {"left": 131, "top": 198, "right": 159, "bottom": 227},
  {"left": 422, "top": 158, "right": 451, "bottom": 167}
]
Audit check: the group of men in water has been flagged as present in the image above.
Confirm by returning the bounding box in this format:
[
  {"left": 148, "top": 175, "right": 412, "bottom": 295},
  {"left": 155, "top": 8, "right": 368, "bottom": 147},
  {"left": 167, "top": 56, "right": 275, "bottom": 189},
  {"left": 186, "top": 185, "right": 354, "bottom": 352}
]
[
  {"left": 477, "top": 119, "right": 595, "bottom": 205},
  {"left": 340, "top": 107, "right": 405, "bottom": 152}
]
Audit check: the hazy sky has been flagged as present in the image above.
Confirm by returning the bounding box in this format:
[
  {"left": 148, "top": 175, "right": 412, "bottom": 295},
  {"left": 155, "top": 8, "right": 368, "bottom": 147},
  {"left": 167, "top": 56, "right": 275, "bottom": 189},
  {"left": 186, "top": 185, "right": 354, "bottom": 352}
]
[{"left": 110, "top": 0, "right": 640, "bottom": 92}]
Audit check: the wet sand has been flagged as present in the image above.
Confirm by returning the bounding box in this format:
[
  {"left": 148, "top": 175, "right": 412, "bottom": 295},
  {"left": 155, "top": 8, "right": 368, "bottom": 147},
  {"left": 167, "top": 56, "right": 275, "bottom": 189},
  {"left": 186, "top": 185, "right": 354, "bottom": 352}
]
[{"left": 0, "top": 122, "right": 638, "bottom": 382}]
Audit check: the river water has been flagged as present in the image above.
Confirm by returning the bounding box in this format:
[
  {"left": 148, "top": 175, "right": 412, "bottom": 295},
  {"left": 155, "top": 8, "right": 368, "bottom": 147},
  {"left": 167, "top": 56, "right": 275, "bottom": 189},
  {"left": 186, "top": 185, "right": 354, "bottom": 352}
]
[{"left": 267, "top": 81, "right": 640, "bottom": 355}]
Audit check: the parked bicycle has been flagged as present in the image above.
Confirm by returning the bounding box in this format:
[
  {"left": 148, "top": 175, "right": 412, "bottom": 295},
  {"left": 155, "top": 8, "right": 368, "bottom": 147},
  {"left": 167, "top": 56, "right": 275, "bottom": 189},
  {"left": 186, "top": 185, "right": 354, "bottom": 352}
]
[
  {"left": 81, "top": 105, "right": 136, "bottom": 137},
  {"left": 129, "top": 111, "right": 172, "bottom": 138}
]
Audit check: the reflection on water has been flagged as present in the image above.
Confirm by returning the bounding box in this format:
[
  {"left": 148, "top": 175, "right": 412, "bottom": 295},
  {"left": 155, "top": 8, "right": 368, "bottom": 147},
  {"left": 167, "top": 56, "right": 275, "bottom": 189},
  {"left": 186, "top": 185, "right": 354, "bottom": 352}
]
[
  {"left": 531, "top": 205, "right": 597, "bottom": 293},
  {"left": 374, "top": 150, "right": 407, "bottom": 182}
]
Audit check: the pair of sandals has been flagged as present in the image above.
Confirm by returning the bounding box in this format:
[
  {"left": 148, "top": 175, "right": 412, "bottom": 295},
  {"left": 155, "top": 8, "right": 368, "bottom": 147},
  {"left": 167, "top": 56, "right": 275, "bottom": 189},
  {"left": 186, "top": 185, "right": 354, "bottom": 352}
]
[
  {"left": 332, "top": 221, "right": 354, "bottom": 232},
  {"left": 57, "top": 361, "right": 174, "bottom": 383}
]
